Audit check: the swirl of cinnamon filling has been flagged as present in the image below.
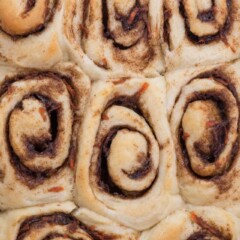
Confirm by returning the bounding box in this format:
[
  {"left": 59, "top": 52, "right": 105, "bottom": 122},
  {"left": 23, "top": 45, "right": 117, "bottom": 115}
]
[
  {"left": 93, "top": 99, "right": 159, "bottom": 198},
  {"left": 167, "top": 64, "right": 240, "bottom": 206},
  {"left": 0, "top": 202, "right": 138, "bottom": 240},
  {"left": 178, "top": 0, "right": 233, "bottom": 44},
  {"left": 0, "top": 64, "right": 90, "bottom": 210},
  {"left": 64, "top": 0, "right": 162, "bottom": 80},
  {"left": 0, "top": 0, "right": 58, "bottom": 38},
  {"left": 101, "top": 0, "right": 149, "bottom": 50},
  {"left": 171, "top": 71, "right": 239, "bottom": 179},
  {"left": 162, "top": 0, "right": 240, "bottom": 71},
  {"left": 75, "top": 77, "right": 182, "bottom": 230},
  {"left": 2, "top": 72, "right": 74, "bottom": 187},
  {"left": 17, "top": 213, "right": 116, "bottom": 240}
]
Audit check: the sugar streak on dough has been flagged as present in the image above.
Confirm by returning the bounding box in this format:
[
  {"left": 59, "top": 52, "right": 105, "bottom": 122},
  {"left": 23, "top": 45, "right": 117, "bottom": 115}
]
[
  {"left": 0, "top": 202, "right": 139, "bottom": 239},
  {"left": 140, "top": 207, "right": 240, "bottom": 240},
  {"left": 75, "top": 77, "right": 182, "bottom": 230},
  {"left": 162, "top": 0, "right": 240, "bottom": 70},
  {"left": 0, "top": 63, "right": 90, "bottom": 210},
  {"left": 63, "top": 0, "right": 163, "bottom": 80},
  {"left": 167, "top": 61, "right": 240, "bottom": 207}
]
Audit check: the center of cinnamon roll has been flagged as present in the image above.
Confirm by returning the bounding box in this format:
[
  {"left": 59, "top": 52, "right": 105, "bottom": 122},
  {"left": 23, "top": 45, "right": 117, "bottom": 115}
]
[
  {"left": 108, "top": 129, "right": 152, "bottom": 192},
  {"left": 102, "top": 0, "right": 148, "bottom": 49},
  {"left": 180, "top": 93, "right": 233, "bottom": 177},
  {"left": 179, "top": 0, "right": 232, "bottom": 44},
  {"left": 98, "top": 126, "right": 156, "bottom": 198},
  {"left": 182, "top": 100, "right": 225, "bottom": 165},
  {"left": 9, "top": 95, "right": 60, "bottom": 172}
]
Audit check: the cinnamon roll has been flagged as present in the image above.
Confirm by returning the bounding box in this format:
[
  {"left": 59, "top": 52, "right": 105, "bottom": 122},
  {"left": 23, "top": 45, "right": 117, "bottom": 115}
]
[
  {"left": 162, "top": 0, "right": 240, "bottom": 70},
  {"left": 0, "top": 63, "right": 90, "bottom": 210},
  {"left": 167, "top": 60, "right": 240, "bottom": 208},
  {"left": 74, "top": 77, "right": 182, "bottom": 230},
  {"left": 140, "top": 207, "right": 240, "bottom": 240},
  {"left": 63, "top": 0, "right": 164, "bottom": 80},
  {"left": 0, "top": 0, "right": 65, "bottom": 69},
  {"left": 0, "top": 201, "right": 139, "bottom": 239}
]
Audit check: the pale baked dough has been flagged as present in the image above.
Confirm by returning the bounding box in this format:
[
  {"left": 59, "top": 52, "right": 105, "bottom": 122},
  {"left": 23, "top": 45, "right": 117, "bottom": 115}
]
[
  {"left": 0, "top": 0, "right": 67, "bottom": 69},
  {"left": 74, "top": 76, "right": 182, "bottom": 230},
  {"left": 0, "top": 62, "right": 90, "bottom": 210},
  {"left": 167, "top": 60, "right": 240, "bottom": 210},
  {"left": 162, "top": 0, "right": 240, "bottom": 70},
  {"left": 0, "top": 201, "right": 139, "bottom": 239},
  {"left": 63, "top": 0, "right": 164, "bottom": 80},
  {"left": 140, "top": 206, "right": 240, "bottom": 240}
]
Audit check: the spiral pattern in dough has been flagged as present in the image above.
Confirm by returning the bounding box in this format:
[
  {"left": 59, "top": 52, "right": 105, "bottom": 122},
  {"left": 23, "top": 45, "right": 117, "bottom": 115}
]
[
  {"left": 75, "top": 77, "right": 182, "bottom": 230},
  {"left": 64, "top": 0, "right": 163, "bottom": 80},
  {"left": 162, "top": 0, "right": 240, "bottom": 70},
  {"left": 0, "top": 63, "right": 90, "bottom": 210},
  {"left": 167, "top": 61, "right": 240, "bottom": 207}
]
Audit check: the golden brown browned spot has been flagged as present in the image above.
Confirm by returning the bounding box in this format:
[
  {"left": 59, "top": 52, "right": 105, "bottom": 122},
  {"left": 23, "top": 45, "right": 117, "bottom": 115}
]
[{"left": 0, "top": 0, "right": 59, "bottom": 39}]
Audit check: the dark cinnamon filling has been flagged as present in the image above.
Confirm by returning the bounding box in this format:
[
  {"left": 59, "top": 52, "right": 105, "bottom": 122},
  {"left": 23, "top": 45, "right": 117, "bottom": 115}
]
[
  {"left": 163, "top": 6, "right": 172, "bottom": 50},
  {"left": 106, "top": 95, "right": 143, "bottom": 115},
  {"left": 187, "top": 214, "right": 231, "bottom": 240},
  {"left": 197, "top": 9, "right": 215, "bottom": 22},
  {"left": 178, "top": 0, "right": 232, "bottom": 44},
  {"left": 177, "top": 72, "right": 239, "bottom": 179},
  {"left": 95, "top": 95, "right": 158, "bottom": 198},
  {"left": 187, "top": 231, "right": 229, "bottom": 240},
  {"left": 17, "top": 212, "right": 117, "bottom": 240},
  {"left": 187, "top": 231, "right": 210, "bottom": 240},
  {"left": 23, "top": 94, "right": 60, "bottom": 155},
  {"left": 101, "top": 0, "right": 148, "bottom": 50},
  {"left": 97, "top": 126, "right": 154, "bottom": 198},
  {"left": 1, "top": 72, "right": 76, "bottom": 188},
  {"left": 25, "top": 0, "right": 37, "bottom": 13}
]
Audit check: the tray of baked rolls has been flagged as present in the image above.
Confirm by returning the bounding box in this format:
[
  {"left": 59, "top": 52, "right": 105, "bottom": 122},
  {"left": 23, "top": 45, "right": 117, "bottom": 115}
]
[{"left": 0, "top": 0, "right": 240, "bottom": 239}]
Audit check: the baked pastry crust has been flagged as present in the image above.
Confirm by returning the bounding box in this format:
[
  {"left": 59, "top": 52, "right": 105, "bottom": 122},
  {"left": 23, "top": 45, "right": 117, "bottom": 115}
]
[{"left": 74, "top": 76, "right": 182, "bottom": 230}]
